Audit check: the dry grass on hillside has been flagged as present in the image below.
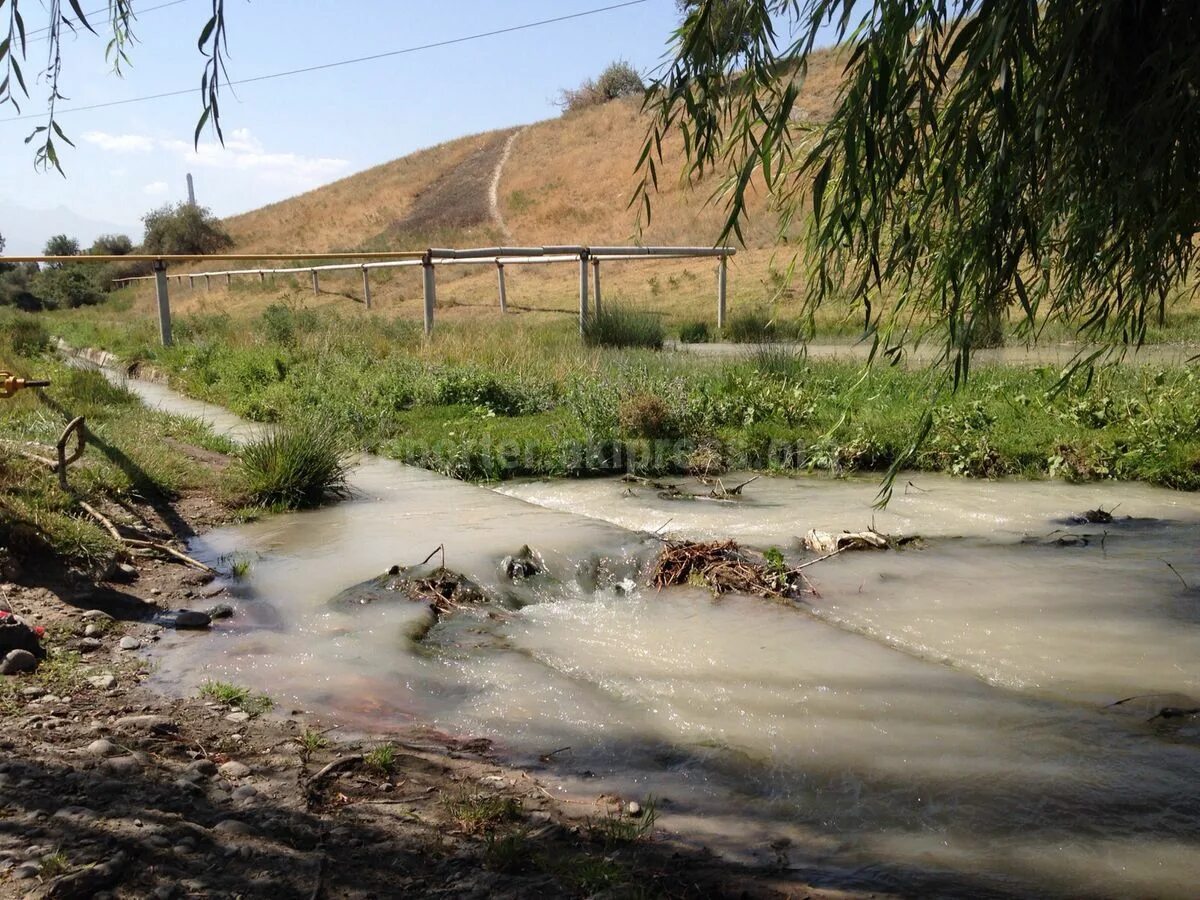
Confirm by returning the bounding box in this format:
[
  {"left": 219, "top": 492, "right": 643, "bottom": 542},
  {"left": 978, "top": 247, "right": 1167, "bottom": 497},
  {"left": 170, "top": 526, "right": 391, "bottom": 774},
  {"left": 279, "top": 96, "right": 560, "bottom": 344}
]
[{"left": 220, "top": 47, "right": 848, "bottom": 257}]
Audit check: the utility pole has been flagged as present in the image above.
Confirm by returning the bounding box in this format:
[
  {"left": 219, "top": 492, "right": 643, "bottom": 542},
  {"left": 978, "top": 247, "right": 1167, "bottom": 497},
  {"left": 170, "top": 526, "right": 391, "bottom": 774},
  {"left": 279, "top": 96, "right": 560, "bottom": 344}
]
[{"left": 186, "top": 173, "right": 196, "bottom": 207}]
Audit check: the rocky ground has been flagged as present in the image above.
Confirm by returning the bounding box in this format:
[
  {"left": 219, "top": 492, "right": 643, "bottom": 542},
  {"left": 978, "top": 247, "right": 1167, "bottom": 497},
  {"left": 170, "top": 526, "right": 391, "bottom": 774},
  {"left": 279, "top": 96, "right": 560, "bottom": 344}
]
[{"left": 0, "top": 491, "right": 869, "bottom": 899}]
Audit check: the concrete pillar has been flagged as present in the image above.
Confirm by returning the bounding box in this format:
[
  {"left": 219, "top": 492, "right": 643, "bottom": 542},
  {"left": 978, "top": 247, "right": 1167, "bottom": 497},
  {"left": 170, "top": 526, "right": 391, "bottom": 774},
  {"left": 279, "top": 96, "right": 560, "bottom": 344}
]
[
  {"left": 422, "top": 256, "right": 437, "bottom": 336},
  {"left": 154, "top": 262, "right": 172, "bottom": 347},
  {"left": 311, "top": 270, "right": 319, "bottom": 294},
  {"left": 717, "top": 256, "right": 728, "bottom": 330},
  {"left": 225, "top": 273, "right": 231, "bottom": 286},
  {"left": 362, "top": 267, "right": 372, "bottom": 310},
  {"left": 578, "top": 251, "right": 590, "bottom": 335},
  {"left": 496, "top": 263, "right": 507, "bottom": 313},
  {"left": 592, "top": 258, "right": 602, "bottom": 316}
]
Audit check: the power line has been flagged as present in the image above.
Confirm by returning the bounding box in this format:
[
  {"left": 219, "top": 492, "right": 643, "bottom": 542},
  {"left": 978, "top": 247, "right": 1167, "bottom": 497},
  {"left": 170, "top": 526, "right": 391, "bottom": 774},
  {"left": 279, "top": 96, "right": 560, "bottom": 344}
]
[
  {"left": 0, "top": 0, "right": 649, "bottom": 124},
  {"left": 21, "top": 0, "right": 194, "bottom": 43}
]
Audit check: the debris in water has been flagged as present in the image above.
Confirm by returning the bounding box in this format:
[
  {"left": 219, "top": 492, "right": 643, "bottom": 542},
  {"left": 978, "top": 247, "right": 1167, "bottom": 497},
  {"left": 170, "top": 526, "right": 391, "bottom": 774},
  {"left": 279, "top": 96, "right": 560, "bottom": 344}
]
[
  {"left": 500, "top": 545, "right": 544, "bottom": 580},
  {"left": 652, "top": 540, "right": 811, "bottom": 600},
  {"left": 800, "top": 529, "right": 920, "bottom": 554},
  {"left": 1066, "top": 507, "right": 1118, "bottom": 525}
]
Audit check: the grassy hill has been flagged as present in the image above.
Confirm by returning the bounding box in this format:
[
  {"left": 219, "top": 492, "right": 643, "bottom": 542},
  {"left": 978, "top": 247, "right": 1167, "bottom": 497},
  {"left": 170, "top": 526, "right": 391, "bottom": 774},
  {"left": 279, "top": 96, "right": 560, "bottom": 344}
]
[{"left": 130, "top": 49, "right": 853, "bottom": 330}]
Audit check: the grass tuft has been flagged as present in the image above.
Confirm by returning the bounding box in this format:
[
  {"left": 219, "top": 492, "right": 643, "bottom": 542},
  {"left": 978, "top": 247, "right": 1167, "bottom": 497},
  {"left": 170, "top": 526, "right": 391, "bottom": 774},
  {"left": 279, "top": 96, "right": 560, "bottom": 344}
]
[
  {"left": 678, "top": 319, "right": 711, "bottom": 343},
  {"left": 199, "top": 679, "right": 274, "bottom": 716},
  {"left": 582, "top": 305, "right": 665, "bottom": 350},
  {"left": 235, "top": 417, "right": 351, "bottom": 510},
  {"left": 442, "top": 786, "right": 522, "bottom": 835},
  {"left": 363, "top": 742, "right": 397, "bottom": 775}
]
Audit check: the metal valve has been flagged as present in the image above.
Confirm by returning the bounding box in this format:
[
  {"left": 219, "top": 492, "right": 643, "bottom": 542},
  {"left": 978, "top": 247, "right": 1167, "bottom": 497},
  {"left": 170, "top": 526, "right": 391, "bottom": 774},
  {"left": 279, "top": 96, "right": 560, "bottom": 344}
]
[{"left": 0, "top": 372, "right": 51, "bottom": 399}]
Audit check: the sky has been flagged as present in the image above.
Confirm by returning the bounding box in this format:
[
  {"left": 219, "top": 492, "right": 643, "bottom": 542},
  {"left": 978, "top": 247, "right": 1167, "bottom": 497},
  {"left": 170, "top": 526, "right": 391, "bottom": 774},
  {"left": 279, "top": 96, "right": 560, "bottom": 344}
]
[{"left": 0, "top": 0, "right": 842, "bottom": 255}]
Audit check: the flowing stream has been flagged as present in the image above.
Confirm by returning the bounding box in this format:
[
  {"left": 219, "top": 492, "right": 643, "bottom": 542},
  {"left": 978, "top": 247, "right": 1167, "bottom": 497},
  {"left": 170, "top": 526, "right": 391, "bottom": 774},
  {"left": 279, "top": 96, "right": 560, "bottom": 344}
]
[{"left": 102, "top": 365, "right": 1200, "bottom": 899}]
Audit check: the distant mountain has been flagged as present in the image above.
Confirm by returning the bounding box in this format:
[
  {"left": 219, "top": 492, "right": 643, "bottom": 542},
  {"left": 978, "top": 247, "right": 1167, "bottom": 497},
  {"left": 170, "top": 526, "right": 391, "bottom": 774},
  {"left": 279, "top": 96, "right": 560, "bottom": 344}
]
[{"left": 0, "top": 200, "right": 138, "bottom": 256}]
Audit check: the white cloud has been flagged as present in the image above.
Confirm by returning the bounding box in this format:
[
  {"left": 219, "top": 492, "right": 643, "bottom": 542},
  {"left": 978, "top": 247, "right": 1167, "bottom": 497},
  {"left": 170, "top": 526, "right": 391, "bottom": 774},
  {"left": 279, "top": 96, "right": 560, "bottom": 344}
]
[
  {"left": 143, "top": 181, "right": 169, "bottom": 196},
  {"left": 164, "top": 130, "right": 351, "bottom": 185},
  {"left": 83, "top": 127, "right": 350, "bottom": 188},
  {"left": 83, "top": 131, "right": 155, "bottom": 152}
]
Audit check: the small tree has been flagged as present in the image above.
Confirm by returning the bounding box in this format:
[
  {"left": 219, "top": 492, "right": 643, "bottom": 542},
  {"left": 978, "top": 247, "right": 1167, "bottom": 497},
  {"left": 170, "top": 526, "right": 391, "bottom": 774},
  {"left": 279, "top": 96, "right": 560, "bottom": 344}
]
[
  {"left": 43, "top": 234, "right": 80, "bottom": 263},
  {"left": 142, "top": 203, "right": 234, "bottom": 256},
  {"left": 89, "top": 234, "right": 134, "bottom": 256},
  {"left": 558, "top": 60, "right": 645, "bottom": 113}
]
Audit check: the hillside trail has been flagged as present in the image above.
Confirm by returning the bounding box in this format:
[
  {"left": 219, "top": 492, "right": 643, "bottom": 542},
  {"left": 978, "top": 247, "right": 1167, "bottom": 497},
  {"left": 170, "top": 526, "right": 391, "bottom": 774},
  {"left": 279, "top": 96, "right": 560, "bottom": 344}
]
[{"left": 489, "top": 126, "right": 526, "bottom": 241}]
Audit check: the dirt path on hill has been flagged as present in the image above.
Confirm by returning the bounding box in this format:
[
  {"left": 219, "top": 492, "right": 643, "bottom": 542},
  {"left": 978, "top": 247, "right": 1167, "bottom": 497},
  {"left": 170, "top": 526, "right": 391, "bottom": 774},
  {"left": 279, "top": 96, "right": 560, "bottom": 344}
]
[{"left": 490, "top": 127, "right": 527, "bottom": 241}]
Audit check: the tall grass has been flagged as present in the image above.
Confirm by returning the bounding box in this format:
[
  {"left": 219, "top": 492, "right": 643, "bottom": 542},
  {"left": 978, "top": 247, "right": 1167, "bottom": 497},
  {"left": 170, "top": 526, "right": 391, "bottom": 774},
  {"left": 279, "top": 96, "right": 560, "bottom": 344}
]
[
  {"left": 724, "top": 308, "right": 806, "bottom": 343},
  {"left": 582, "top": 305, "right": 665, "bottom": 350},
  {"left": 235, "top": 417, "right": 352, "bottom": 509}
]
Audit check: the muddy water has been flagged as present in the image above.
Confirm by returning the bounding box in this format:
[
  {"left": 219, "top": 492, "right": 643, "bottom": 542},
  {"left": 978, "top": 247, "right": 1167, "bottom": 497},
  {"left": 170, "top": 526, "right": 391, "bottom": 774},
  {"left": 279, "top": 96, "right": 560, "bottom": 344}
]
[{"left": 107, "top": 369, "right": 1200, "bottom": 899}]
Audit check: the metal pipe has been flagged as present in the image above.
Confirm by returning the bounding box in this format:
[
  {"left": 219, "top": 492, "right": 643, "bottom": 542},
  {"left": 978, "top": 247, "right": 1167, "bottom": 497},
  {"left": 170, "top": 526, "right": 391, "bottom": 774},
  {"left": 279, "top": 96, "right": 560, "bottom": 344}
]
[
  {"left": 496, "top": 263, "right": 507, "bottom": 314},
  {"left": 361, "top": 267, "right": 372, "bottom": 309}
]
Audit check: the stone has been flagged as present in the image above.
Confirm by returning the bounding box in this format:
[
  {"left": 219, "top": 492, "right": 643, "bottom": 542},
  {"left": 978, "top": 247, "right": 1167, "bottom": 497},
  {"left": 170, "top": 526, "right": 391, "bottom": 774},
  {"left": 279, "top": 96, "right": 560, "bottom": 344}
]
[
  {"left": 501, "top": 545, "right": 545, "bottom": 580},
  {"left": 20, "top": 686, "right": 46, "bottom": 699},
  {"left": 626, "top": 801, "right": 642, "bottom": 817},
  {"left": 232, "top": 784, "right": 258, "bottom": 801},
  {"left": 87, "top": 674, "right": 117, "bottom": 690},
  {"left": 219, "top": 761, "right": 250, "bottom": 778},
  {"left": 114, "top": 714, "right": 176, "bottom": 732},
  {"left": 78, "top": 638, "right": 103, "bottom": 653},
  {"left": 188, "top": 759, "right": 218, "bottom": 777},
  {"left": 206, "top": 603, "right": 234, "bottom": 620},
  {"left": 0, "top": 613, "right": 43, "bottom": 659},
  {"left": 82, "top": 610, "right": 114, "bottom": 621},
  {"left": 103, "top": 755, "right": 143, "bottom": 775},
  {"left": 154, "top": 609, "right": 211, "bottom": 630},
  {"left": 224, "top": 711, "right": 251, "bottom": 724},
  {"left": 0, "top": 649, "right": 37, "bottom": 675},
  {"left": 119, "top": 637, "right": 141, "bottom": 651},
  {"left": 104, "top": 561, "right": 139, "bottom": 584},
  {"left": 199, "top": 584, "right": 226, "bottom": 599},
  {"left": 87, "top": 739, "right": 119, "bottom": 758},
  {"left": 84, "top": 624, "right": 102, "bottom": 637},
  {"left": 211, "top": 819, "right": 255, "bottom": 836},
  {"left": 12, "top": 863, "right": 40, "bottom": 880}
]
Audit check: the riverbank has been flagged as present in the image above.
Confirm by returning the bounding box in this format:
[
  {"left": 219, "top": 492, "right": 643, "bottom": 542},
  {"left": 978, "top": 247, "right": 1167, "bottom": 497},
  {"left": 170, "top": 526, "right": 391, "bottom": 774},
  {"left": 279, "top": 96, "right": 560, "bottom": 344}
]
[{"left": 44, "top": 304, "right": 1200, "bottom": 491}]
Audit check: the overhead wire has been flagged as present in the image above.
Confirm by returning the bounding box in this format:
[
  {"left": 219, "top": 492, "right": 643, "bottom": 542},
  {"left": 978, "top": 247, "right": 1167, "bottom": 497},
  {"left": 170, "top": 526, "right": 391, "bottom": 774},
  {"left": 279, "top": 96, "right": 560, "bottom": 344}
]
[{"left": 0, "top": 0, "right": 649, "bottom": 124}]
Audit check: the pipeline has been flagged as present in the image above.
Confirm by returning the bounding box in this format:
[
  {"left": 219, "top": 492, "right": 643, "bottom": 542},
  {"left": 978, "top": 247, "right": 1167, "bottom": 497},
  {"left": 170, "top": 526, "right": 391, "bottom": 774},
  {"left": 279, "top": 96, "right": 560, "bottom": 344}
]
[{"left": 0, "top": 373, "right": 50, "bottom": 399}]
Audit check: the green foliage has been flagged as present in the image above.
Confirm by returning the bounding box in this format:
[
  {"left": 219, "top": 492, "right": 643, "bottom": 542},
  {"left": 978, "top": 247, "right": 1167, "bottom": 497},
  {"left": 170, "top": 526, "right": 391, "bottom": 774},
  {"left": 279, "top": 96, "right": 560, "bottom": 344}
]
[
  {"left": 31, "top": 266, "right": 104, "bottom": 309},
  {"left": 89, "top": 234, "right": 134, "bottom": 256},
  {"left": 43, "top": 234, "right": 80, "bottom": 261},
  {"left": 442, "top": 788, "right": 521, "bottom": 835},
  {"left": 582, "top": 305, "right": 665, "bottom": 349},
  {"left": 235, "top": 417, "right": 351, "bottom": 510},
  {"left": 618, "top": 393, "right": 677, "bottom": 438},
  {"left": 363, "top": 743, "right": 397, "bottom": 774},
  {"left": 642, "top": 0, "right": 1200, "bottom": 377},
  {"left": 678, "top": 319, "right": 711, "bottom": 343},
  {"left": 724, "top": 309, "right": 805, "bottom": 343},
  {"left": 559, "top": 59, "right": 645, "bottom": 113},
  {"left": 0, "top": 312, "right": 49, "bottom": 356},
  {"left": 586, "top": 797, "right": 658, "bottom": 848},
  {"left": 199, "top": 680, "right": 274, "bottom": 716},
  {"left": 142, "top": 203, "right": 234, "bottom": 256}
]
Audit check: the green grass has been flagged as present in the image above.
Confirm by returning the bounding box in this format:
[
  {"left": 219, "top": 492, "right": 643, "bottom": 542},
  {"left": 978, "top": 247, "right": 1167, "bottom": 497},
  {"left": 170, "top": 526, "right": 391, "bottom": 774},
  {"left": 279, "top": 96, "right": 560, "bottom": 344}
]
[
  {"left": 723, "top": 308, "right": 808, "bottom": 343},
  {"left": 678, "top": 319, "right": 711, "bottom": 343},
  {"left": 363, "top": 742, "right": 397, "bottom": 775},
  {"left": 235, "top": 417, "right": 351, "bottom": 510},
  {"left": 582, "top": 304, "right": 666, "bottom": 350},
  {"left": 298, "top": 728, "right": 329, "bottom": 758},
  {"left": 33, "top": 302, "right": 1200, "bottom": 492},
  {"left": 198, "top": 680, "right": 274, "bottom": 716},
  {"left": 587, "top": 797, "right": 658, "bottom": 848},
  {"left": 442, "top": 786, "right": 522, "bottom": 835},
  {"left": 0, "top": 312, "right": 231, "bottom": 571}
]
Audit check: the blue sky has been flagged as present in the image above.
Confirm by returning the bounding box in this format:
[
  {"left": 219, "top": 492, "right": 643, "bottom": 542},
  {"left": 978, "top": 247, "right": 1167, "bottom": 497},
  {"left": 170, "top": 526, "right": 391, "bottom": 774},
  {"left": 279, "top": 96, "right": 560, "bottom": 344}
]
[{"left": 0, "top": 0, "right": 842, "bottom": 254}]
